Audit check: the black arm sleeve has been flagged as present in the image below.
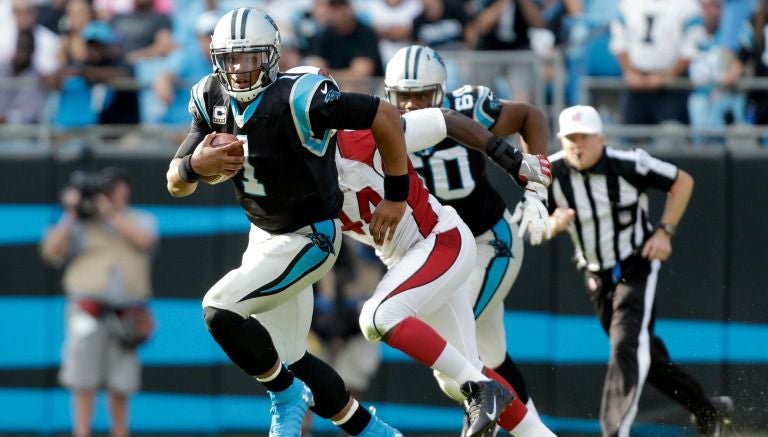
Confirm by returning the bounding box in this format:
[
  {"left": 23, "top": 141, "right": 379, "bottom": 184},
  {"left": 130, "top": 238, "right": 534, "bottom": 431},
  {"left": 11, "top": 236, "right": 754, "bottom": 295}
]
[
  {"left": 309, "top": 91, "right": 380, "bottom": 132},
  {"left": 173, "top": 86, "right": 214, "bottom": 158},
  {"left": 174, "top": 129, "right": 208, "bottom": 159}
]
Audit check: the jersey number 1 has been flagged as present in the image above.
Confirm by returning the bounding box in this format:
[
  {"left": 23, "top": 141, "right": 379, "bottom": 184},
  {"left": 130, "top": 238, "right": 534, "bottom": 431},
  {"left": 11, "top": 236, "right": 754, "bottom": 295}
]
[{"left": 240, "top": 135, "right": 267, "bottom": 196}]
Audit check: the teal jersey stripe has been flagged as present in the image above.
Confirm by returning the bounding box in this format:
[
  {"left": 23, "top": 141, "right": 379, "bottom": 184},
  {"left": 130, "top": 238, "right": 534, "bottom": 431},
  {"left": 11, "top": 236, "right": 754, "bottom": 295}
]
[
  {"left": 311, "top": 218, "right": 337, "bottom": 244},
  {"left": 253, "top": 220, "right": 335, "bottom": 295},
  {"left": 683, "top": 16, "right": 704, "bottom": 33},
  {"left": 191, "top": 82, "right": 211, "bottom": 128},
  {"left": 289, "top": 74, "right": 333, "bottom": 156},
  {"left": 229, "top": 92, "right": 264, "bottom": 126},
  {"left": 473, "top": 217, "right": 512, "bottom": 317},
  {"left": 473, "top": 87, "right": 495, "bottom": 128}
]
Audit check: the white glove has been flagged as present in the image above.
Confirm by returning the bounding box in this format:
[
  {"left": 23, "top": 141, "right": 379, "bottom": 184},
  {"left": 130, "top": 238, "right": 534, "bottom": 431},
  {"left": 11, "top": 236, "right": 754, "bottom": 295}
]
[
  {"left": 485, "top": 138, "right": 551, "bottom": 188},
  {"left": 517, "top": 153, "right": 552, "bottom": 188},
  {"left": 511, "top": 182, "right": 552, "bottom": 245}
]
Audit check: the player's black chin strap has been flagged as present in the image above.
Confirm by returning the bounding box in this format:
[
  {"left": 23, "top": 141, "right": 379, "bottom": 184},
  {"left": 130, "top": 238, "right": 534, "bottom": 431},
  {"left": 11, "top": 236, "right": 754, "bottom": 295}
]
[{"left": 485, "top": 136, "right": 525, "bottom": 187}]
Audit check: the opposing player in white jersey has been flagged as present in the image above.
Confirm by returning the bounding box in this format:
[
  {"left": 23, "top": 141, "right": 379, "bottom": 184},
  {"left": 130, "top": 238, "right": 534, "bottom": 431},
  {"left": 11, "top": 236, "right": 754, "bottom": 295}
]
[
  {"left": 338, "top": 109, "right": 558, "bottom": 437},
  {"left": 383, "top": 45, "right": 554, "bottom": 435}
]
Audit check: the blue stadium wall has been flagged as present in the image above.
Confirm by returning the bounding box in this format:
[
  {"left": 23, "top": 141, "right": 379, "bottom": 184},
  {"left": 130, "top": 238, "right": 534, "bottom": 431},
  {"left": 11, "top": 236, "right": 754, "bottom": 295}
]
[{"left": 0, "top": 149, "right": 766, "bottom": 435}]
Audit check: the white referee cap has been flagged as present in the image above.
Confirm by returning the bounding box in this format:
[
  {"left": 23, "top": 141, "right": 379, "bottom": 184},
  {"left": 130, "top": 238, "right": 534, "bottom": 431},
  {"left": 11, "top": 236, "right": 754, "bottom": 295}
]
[{"left": 558, "top": 105, "right": 603, "bottom": 137}]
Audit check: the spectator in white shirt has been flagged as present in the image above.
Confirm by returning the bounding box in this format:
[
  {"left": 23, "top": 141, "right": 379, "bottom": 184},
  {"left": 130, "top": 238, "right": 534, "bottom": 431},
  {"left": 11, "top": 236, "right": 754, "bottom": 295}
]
[
  {"left": 610, "top": 0, "right": 703, "bottom": 125},
  {"left": 367, "top": 0, "right": 423, "bottom": 63}
]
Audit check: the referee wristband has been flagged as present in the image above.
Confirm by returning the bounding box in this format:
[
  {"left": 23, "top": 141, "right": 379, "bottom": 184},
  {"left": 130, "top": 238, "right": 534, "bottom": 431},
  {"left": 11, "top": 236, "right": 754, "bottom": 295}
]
[
  {"left": 178, "top": 154, "right": 200, "bottom": 183},
  {"left": 657, "top": 223, "right": 677, "bottom": 238},
  {"left": 384, "top": 174, "right": 409, "bottom": 202}
]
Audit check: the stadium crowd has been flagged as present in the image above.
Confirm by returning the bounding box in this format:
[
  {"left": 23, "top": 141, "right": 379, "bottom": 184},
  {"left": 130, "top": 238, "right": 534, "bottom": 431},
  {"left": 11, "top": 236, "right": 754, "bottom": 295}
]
[
  {"left": 0, "top": 0, "right": 767, "bottom": 147},
  {"left": 10, "top": 1, "right": 752, "bottom": 436}
]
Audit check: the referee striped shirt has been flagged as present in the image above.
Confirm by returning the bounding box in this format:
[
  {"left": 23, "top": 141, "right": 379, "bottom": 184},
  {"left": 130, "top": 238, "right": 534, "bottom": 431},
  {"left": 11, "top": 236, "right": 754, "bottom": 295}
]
[{"left": 548, "top": 147, "right": 679, "bottom": 272}]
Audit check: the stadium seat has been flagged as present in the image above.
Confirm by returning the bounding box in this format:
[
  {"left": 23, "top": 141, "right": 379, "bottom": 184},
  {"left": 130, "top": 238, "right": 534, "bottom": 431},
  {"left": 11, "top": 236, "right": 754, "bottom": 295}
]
[
  {"left": 581, "top": 0, "right": 621, "bottom": 77},
  {"left": 160, "top": 88, "right": 194, "bottom": 125},
  {"left": 584, "top": 29, "right": 621, "bottom": 77},
  {"left": 134, "top": 57, "right": 175, "bottom": 124},
  {"left": 53, "top": 76, "right": 98, "bottom": 128},
  {"left": 584, "top": 0, "right": 619, "bottom": 24}
]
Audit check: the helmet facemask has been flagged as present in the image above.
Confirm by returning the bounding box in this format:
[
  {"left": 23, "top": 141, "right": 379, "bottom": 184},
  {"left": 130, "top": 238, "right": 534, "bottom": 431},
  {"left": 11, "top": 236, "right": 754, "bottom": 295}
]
[
  {"left": 384, "top": 45, "right": 448, "bottom": 111},
  {"left": 384, "top": 83, "right": 444, "bottom": 111},
  {"left": 209, "top": 9, "right": 282, "bottom": 103},
  {"left": 212, "top": 45, "right": 278, "bottom": 102}
]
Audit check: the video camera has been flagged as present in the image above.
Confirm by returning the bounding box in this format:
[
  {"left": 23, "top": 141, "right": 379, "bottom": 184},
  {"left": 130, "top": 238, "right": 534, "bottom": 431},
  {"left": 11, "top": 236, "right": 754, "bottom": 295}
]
[{"left": 68, "top": 170, "right": 109, "bottom": 219}]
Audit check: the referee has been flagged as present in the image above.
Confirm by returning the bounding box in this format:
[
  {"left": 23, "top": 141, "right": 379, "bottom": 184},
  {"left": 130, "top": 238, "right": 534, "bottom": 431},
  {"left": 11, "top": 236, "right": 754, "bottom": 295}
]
[{"left": 542, "top": 105, "right": 732, "bottom": 437}]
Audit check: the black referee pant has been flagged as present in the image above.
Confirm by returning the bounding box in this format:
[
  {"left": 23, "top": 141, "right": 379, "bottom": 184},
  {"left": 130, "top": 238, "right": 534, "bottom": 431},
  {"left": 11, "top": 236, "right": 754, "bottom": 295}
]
[{"left": 584, "top": 257, "right": 716, "bottom": 437}]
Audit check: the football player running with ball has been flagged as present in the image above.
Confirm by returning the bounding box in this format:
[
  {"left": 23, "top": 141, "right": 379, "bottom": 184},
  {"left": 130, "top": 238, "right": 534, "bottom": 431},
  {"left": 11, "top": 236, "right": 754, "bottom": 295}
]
[
  {"left": 384, "top": 45, "right": 555, "bottom": 436},
  {"left": 165, "top": 9, "right": 406, "bottom": 437}
]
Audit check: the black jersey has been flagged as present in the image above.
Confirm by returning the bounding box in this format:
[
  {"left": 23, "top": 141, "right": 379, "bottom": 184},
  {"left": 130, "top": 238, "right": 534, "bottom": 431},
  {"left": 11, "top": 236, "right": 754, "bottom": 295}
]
[
  {"left": 409, "top": 85, "right": 505, "bottom": 236},
  {"left": 175, "top": 72, "right": 380, "bottom": 234}
]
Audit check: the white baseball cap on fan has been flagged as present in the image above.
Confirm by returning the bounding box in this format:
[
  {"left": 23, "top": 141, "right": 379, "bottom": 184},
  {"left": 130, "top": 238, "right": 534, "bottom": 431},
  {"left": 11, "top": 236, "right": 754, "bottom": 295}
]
[{"left": 558, "top": 105, "right": 603, "bottom": 137}]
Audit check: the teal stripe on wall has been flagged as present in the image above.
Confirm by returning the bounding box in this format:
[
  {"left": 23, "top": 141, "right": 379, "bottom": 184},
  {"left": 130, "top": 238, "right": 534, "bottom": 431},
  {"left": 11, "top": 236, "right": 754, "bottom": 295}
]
[
  {"left": 0, "top": 388, "right": 690, "bottom": 436},
  {"left": 0, "top": 204, "right": 251, "bottom": 246},
  {"left": 0, "top": 205, "right": 60, "bottom": 245},
  {"left": 2, "top": 297, "right": 767, "bottom": 367}
]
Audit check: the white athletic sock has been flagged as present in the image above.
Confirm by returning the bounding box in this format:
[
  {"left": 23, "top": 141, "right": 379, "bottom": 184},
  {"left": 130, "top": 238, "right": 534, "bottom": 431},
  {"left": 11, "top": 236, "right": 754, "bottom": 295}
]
[
  {"left": 525, "top": 398, "right": 541, "bottom": 422},
  {"left": 255, "top": 364, "right": 282, "bottom": 383},
  {"left": 332, "top": 399, "right": 359, "bottom": 426},
  {"left": 510, "top": 410, "right": 556, "bottom": 437},
  {"left": 431, "top": 342, "right": 488, "bottom": 385}
]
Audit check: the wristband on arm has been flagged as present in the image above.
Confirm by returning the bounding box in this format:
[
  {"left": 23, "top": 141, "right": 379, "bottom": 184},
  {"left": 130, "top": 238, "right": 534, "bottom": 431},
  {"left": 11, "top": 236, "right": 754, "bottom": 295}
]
[
  {"left": 657, "top": 223, "right": 677, "bottom": 238},
  {"left": 384, "top": 174, "right": 409, "bottom": 202},
  {"left": 486, "top": 136, "right": 524, "bottom": 186},
  {"left": 178, "top": 154, "right": 200, "bottom": 183}
]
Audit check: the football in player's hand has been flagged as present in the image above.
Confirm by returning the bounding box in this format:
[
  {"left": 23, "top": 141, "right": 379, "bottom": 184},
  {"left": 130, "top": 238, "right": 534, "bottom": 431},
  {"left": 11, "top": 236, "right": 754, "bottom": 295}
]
[
  {"left": 201, "top": 133, "right": 242, "bottom": 185},
  {"left": 211, "top": 132, "right": 238, "bottom": 147},
  {"left": 211, "top": 133, "right": 243, "bottom": 156}
]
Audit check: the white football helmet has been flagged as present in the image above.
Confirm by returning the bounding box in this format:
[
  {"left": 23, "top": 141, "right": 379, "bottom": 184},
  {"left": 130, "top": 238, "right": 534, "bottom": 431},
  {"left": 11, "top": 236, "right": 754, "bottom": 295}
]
[
  {"left": 384, "top": 45, "right": 447, "bottom": 108},
  {"left": 210, "top": 8, "right": 281, "bottom": 102}
]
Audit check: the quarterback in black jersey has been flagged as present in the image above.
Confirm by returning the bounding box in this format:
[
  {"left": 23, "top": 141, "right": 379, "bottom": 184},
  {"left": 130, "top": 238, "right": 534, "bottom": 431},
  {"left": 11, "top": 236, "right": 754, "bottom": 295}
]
[
  {"left": 165, "top": 9, "right": 406, "bottom": 437},
  {"left": 384, "top": 45, "right": 554, "bottom": 436}
]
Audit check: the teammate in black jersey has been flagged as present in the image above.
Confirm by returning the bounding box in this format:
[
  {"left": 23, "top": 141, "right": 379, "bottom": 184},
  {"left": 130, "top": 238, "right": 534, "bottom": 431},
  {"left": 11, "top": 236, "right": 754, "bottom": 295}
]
[
  {"left": 384, "top": 45, "right": 554, "bottom": 435},
  {"left": 165, "top": 9, "right": 407, "bottom": 437}
]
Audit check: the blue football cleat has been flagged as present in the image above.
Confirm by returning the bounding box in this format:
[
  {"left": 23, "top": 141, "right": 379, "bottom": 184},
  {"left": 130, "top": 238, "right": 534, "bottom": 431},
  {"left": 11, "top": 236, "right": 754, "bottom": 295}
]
[
  {"left": 358, "top": 407, "right": 403, "bottom": 437},
  {"left": 268, "top": 378, "right": 314, "bottom": 437}
]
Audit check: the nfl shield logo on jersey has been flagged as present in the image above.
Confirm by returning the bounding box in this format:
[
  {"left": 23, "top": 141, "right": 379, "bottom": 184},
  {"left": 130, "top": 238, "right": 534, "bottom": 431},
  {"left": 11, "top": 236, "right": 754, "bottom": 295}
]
[
  {"left": 213, "top": 106, "right": 227, "bottom": 125},
  {"left": 619, "top": 210, "right": 632, "bottom": 226}
]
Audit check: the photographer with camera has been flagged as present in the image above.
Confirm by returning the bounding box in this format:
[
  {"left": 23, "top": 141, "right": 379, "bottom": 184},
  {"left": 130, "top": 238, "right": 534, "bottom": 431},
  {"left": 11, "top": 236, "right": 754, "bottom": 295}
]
[{"left": 40, "top": 167, "right": 157, "bottom": 437}]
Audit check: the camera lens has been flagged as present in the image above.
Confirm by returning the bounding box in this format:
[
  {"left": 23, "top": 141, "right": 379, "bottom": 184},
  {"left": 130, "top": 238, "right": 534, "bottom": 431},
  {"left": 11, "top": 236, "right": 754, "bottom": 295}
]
[{"left": 69, "top": 170, "right": 108, "bottom": 219}]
